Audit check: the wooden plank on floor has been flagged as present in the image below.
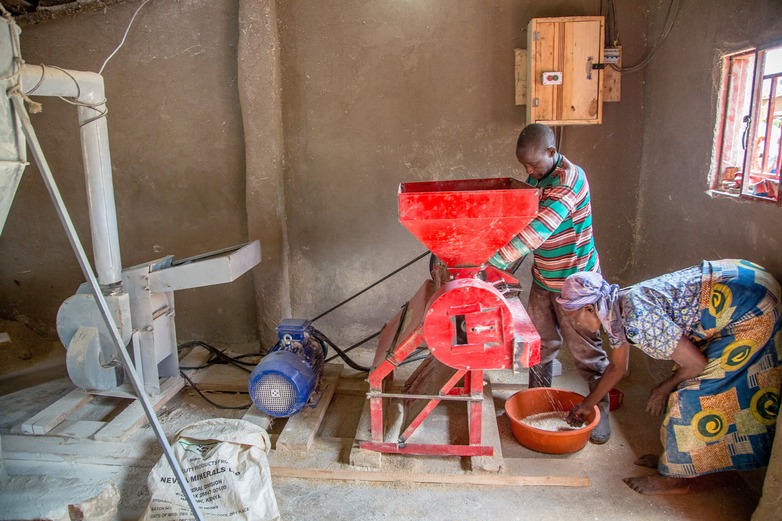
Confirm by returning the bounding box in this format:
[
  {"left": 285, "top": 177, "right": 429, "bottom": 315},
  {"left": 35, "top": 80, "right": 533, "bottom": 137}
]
[
  {"left": 1, "top": 433, "right": 161, "bottom": 467},
  {"left": 471, "top": 381, "right": 503, "bottom": 473},
  {"left": 242, "top": 404, "right": 272, "bottom": 431},
  {"left": 188, "top": 363, "right": 251, "bottom": 393},
  {"left": 501, "top": 457, "right": 589, "bottom": 477},
  {"left": 50, "top": 420, "right": 107, "bottom": 439},
  {"left": 92, "top": 376, "right": 183, "bottom": 442},
  {"left": 276, "top": 364, "right": 342, "bottom": 452},
  {"left": 19, "top": 388, "right": 95, "bottom": 435},
  {"left": 270, "top": 466, "right": 589, "bottom": 487}
]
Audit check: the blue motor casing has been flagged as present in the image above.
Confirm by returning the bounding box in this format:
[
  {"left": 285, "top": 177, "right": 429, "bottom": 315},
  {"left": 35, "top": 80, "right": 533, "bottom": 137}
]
[{"left": 248, "top": 319, "right": 327, "bottom": 418}]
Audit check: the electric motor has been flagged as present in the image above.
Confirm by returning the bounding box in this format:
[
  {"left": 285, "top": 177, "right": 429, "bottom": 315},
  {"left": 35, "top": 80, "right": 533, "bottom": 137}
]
[{"left": 248, "top": 319, "right": 327, "bottom": 417}]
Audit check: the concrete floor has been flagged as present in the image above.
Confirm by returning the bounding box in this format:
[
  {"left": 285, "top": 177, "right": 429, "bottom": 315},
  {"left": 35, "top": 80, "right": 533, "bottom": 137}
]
[{"left": 0, "top": 331, "right": 765, "bottom": 521}]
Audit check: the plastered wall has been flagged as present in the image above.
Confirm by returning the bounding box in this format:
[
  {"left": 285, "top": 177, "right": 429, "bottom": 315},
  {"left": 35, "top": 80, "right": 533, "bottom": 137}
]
[
  {"left": 0, "top": 0, "right": 259, "bottom": 344},
  {"left": 273, "top": 0, "right": 647, "bottom": 347},
  {"left": 1, "top": 0, "right": 647, "bottom": 349},
  {"left": 630, "top": 0, "right": 782, "bottom": 283}
]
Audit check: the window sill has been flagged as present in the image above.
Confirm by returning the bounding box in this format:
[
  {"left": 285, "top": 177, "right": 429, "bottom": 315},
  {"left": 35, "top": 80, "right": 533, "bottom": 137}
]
[
  {"left": 708, "top": 189, "right": 741, "bottom": 199},
  {"left": 707, "top": 189, "right": 780, "bottom": 205}
]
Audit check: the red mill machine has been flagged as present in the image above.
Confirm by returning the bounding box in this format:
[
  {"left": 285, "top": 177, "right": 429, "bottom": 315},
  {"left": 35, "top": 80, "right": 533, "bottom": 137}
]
[{"left": 358, "top": 178, "right": 541, "bottom": 460}]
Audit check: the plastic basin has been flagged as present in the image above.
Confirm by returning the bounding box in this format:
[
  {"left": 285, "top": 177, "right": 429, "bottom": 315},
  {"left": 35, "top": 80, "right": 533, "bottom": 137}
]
[{"left": 504, "top": 387, "right": 600, "bottom": 454}]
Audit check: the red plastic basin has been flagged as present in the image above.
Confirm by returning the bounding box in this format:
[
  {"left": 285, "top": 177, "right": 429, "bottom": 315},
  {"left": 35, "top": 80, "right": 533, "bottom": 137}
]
[{"left": 504, "top": 387, "right": 600, "bottom": 454}]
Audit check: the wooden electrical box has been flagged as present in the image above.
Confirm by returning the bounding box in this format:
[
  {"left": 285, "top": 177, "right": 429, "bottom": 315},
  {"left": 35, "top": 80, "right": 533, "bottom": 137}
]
[{"left": 527, "top": 16, "right": 605, "bottom": 125}]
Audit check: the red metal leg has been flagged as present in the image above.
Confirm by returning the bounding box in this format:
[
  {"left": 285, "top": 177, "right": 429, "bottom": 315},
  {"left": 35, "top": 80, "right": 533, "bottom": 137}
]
[
  {"left": 367, "top": 280, "right": 432, "bottom": 445},
  {"left": 467, "top": 370, "right": 484, "bottom": 446}
]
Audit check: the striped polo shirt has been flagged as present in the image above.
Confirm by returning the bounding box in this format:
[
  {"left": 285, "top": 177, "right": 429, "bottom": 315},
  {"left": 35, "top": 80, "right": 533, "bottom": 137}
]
[{"left": 490, "top": 154, "right": 600, "bottom": 292}]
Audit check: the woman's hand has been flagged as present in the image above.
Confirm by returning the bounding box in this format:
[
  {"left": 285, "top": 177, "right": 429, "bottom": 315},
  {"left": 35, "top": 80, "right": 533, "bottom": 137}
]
[
  {"left": 645, "top": 335, "right": 707, "bottom": 416},
  {"left": 566, "top": 402, "right": 591, "bottom": 427},
  {"left": 645, "top": 385, "right": 670, "bottom": 416},
  {"left": 563, "top": 344, "right": 630, "bottom": 427}
]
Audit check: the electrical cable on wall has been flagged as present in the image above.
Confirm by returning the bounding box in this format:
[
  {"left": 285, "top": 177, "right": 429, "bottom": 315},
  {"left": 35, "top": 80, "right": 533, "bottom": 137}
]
[
  {"left": 4, "top": 0, "right": 149, "bottom": 118},
  {"left": 98, "top": 0, "right": 152, "bottom": 75},
  {"left": 607, "top": 0, "right": 684, "bottom": 74},
  {"left": 19, "top": 63, "right": 109, "bottom": 122},
  {"left": 600, "top": 0, "right": 619, "bottom": 48}
]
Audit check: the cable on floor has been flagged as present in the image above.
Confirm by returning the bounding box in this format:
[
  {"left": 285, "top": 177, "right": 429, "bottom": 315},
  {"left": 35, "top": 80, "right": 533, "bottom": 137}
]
[{"left": 179, "top": 370, "right": 252, "bottom": 410}]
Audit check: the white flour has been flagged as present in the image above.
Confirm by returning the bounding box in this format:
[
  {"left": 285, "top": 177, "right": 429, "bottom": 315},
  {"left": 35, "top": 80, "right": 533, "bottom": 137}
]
[{"left": 520, "top": 411, "right": 581, "bottom": 431}]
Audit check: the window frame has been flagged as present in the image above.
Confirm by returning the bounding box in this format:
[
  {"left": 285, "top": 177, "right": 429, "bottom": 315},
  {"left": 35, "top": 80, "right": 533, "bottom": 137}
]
[{"left": 710, "top": 39, "right": 782, "bottom": 205}]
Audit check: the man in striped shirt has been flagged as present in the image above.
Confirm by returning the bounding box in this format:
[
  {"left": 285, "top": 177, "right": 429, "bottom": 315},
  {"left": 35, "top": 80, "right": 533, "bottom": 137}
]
[{"left": 489, "top": 123, "right": 611, "bottom": 443}]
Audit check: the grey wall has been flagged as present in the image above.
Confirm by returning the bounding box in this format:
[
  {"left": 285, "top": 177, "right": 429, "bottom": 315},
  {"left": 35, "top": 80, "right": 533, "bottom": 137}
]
[
  {"left": 275, "top": 0, "right": 647, "bottom": 348},
  {"left": 0, "top": 0, "right": 258, "bottom": 343},
  {"left": 238, "top": 0, "right": 291, "bottom": 347},
  {"left": 1, "top": 0, "right": 647, "bottom": 349},
  {"left": 630, "top": 0, "right": 782, "bottom": 283}
]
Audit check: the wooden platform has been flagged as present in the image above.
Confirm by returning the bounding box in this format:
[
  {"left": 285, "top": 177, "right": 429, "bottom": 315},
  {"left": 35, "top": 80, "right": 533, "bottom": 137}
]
[
  {"left": 5, "top": 350, "right": 590, "bottom": 490},
  {"left": 12, "top": 347, "right": 223, "bottom": 442},
  {"left": 171, "top": 351, "right": 587, "bottom": 486},
  {"left": 17, "top": 376, "right": 183, "bottom": 442}
]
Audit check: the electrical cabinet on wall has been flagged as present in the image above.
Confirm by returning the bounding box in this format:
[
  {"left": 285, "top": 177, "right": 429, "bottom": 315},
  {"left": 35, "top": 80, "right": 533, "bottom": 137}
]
[{"left": 527, "top": 16, "right": 605, "bottom": 125}]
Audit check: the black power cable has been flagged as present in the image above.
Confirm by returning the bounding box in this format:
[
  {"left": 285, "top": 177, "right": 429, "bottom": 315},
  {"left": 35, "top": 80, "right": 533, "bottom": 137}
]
[
  {"left": 179, "top": 250, "right": 432, "bottom": 405},
  {"left": 307, "top": 250, "right": 430, "bottom": 371},
  {"left": 399, "top": 351, "right": 430, "bottom": 366},
  {"left": 609, "top": 0, "right": 683, "bottom": 74},
  {"left": 177, "top": 341, "right": 258, "bottom": 410},
  {"left": 312, "top": 329, "right": 371, "bottom": 372},
  {"left": 324, "top": 330, "right": 381, "bottom": 363},
  {"left": 313, "top": 329, "right": 428, "bottom": 371},
  {"left": 179, "top": 370, "right": 252, "bottom": 410},
  {"left": 310, "top": 250, "right": 429, "bottom": 322},
  {"left": 177, "top": 340, "right": 257, "bottom": 372}
]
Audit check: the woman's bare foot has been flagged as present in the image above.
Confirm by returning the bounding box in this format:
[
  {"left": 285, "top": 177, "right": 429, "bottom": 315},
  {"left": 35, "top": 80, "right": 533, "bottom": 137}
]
[
  {"left": 623, "top": 474, "right": 690, "bottom": 495},
  {"left": 633, "top": 454, "right": 659, "bottom": 468}
]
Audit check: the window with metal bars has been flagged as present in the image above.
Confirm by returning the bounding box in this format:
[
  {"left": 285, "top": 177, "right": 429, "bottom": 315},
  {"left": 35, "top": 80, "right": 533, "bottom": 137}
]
[{"left": 710, "top": 42, "right": 782, "bottom": 204}]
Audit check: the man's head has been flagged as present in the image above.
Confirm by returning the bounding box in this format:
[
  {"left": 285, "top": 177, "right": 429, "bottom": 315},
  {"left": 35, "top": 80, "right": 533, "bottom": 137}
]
[{"left": 515, "top": 123, "right": 558, "bottom": 180}]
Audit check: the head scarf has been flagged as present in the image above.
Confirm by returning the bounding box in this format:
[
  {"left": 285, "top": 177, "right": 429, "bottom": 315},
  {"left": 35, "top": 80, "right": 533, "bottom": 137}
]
[{"left": 556, "top": 272, "right": 627, "bottom": 346}]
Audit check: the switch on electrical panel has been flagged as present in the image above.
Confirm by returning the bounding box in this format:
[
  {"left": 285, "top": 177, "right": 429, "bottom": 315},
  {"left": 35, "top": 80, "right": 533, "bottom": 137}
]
[
  {"left": 541, "top": 72, "right": 563, "bottom": 85},
  {"left": 527, "top": 16, "right": 605, "bottom": 125}
]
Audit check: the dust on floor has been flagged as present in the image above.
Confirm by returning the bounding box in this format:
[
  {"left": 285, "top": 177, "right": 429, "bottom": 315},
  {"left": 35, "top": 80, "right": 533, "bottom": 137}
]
[{"left": 0, "top": 320, "right": 768, "bottom": 521}]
